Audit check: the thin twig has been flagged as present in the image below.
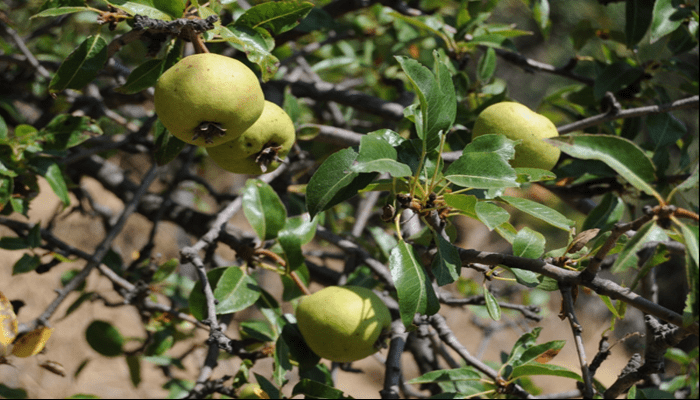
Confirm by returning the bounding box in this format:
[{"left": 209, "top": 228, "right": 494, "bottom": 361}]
[
  {"left": 558, "top": 95, "right": 699, "bottom": 134},
  {"left": 559, "top": 285, "right": 594, "bottom": 398}
]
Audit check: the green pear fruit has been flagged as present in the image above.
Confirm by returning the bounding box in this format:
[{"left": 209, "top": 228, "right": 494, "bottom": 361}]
[
  {"left": 206, "top": 101, "right": 295, "bottom": 175},
  {"left": 154, "top": 53, "right": 265, "bottom": 147},
  {"left": 471, "top": 102, "right": 561, "bottom": 170},
  {"left": 239, "top": 384, "right": 266, "bottom": 399},
  {"left": 295, "top": 286, "right": 392, "bottom": 363}
]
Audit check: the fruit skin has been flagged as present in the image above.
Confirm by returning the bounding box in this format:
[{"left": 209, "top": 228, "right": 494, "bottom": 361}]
[
  {"left": 206, "top": 101, "right": 296, "bottom": 175},
  {"left": 295, "top": 286, "right": 392, "bottom": 363},
  {"left": 239, "top": 384, "right": 267, "bottom": 399},
  {"left": 471, "top": 102, "right": 561, "bottom": 170},
  {"left": 154, "top": 53, "right": 265, "bottom": 147}
]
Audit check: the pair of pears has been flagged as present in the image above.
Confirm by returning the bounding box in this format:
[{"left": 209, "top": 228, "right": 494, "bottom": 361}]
[{"left": 154, "top": 53, "right": 295, "bottom": 174}]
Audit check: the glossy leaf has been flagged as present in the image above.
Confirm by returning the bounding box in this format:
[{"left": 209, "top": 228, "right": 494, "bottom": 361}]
[
  {"left": 389, "top": 241, "right": 440, "bottom": 327},
  {"left": 395, "top": 51, "right": 456, "bottom": 152},
  {"left": 116, "top": 59, "right": 168, "bottom": 94},
  {"left": 49, "top": 35, "right": 108, "bottom": 93},
  {"left": 242, "top": 179, "right": 287, "bottom": 241},
  {"left": 650, "top": 0, "right": 688, "bottom": 43},
  {"left": 153, "top": 121, "right": 186, "bottom": 166},
  {"left": 431, "top": 232, "right": 461, "bottom": 286},
  {"left": 217, "top": 25, "right": 279, "bottom": 81},
  {"left": 234, "top": 1, "right": 314, "bottom": 36},
  {"left": 443, "top": 193, "right": 477, "bottom": 218},
  {"left": 611, "top": 220, "right": 669, "bottom": 273},
  {"left": 279, "top": 215, "right": 317, "bottom": 272},
  {"left": 34, "top": 160, "right": 70, "bottom": 207},
  {"left": 351, "top": 134, "right": 412, "bottom": 177},
  {"left": 40, "top": 115, "right": 102, "bottom": 151},
  {"left": 445, "top": 152, "right": 518, "bottom": 189},
  {"left": 498, "top": 196, "right": 574, "bottom": 231},
  {"left": 189, "top": 267, "right": 261, "bottom": 321},
  {"left": 31, "top": 6, "right": 89, "bottom": 18},
  {"left": 513, "top": 227, "right": 545, "bottom": 259},
  {"left": 477, "top": 46, "right": 496, "bottom": 82},
  {"left": 85, "top": 320, "right": 124, "bottom": 357},
  {"left": 105, "top": 0, "right": 174, "bottom": 20},
  {"left": 550, "top": 134, "right": 659, "bottom": 199},
  {"left": 306, "top": 147, "right": 377, "bottom": 219},
  {"left": 583, "top": 193, "right": 625, "bottom": 232},
  {"left": 292, "top": 379, "right": 351, "bottom": 400},
  {"left": 12, "top": 254, "right": 41, "bottom": 275},
  {"left": 407, "top": 367, "right": 481, "bottom": 384},
  {"left": 484, "top": 285, "right": 501, "bottom": 321},
  {"left": 475, "top": 201, "right": 510, "bottom": 231},
  {"left": 625, "top": 0, "right": 654, "bottom": 47},
  {"left": 646, "top": 113, "right": 687, "bottom": 148},
  {"left": 510, "top": 363, "right": 582, "bottom": 382},
  {"left": 592, "top": 62, "right": 644, "bottom": 100},
  {"left": 512, "top": 340, "right": 566, "bottom": 367},
  {"left": 152, "top": 258, "right": 179, "bottom": 283}
]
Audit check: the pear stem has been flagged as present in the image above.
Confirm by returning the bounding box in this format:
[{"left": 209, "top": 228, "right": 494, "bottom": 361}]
[{"left": 290, "top": 271, "right": 312, "bottom": 296}]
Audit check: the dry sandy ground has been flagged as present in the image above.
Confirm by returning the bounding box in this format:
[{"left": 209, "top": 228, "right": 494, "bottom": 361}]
[{"left": 1, "top": 172, "right": 634, "bottom": 398}]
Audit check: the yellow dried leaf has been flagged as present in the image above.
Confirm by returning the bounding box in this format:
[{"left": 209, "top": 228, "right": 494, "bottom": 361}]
[
  {"left": 11, "top": 326, "right": 53, "bottom": 358},
  {"left": 0, "top": 291, "right": 19, "bottom": 356}
]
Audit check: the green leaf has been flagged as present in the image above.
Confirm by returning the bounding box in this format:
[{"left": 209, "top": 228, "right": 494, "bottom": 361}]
[
  {"left": 105, "top": 0, "right": 175, "bottom": 20},
  {"left": 445, "top": 152, "right": 518, "bottom": 189},
  {"left": 513, "top": 227, "right": 546, "bottom": 259},
  {"left": 31, "top": 7, "right": 91, "bottom": 18},
  {"left": 153, "top": 120, "right": 186, "bottom": 166},
  {"left": 599, "top": 294, "right": 622, "bottom": 319},
  {"left": 152, "top": 258, "right": 179, "bottom": 283},
  {"left": 484, "top": 284, "right": 501, "bottom": 321},
  {"left": 477, "top": 47, "right": 496, "bottom": 82},
  {"left": 242, "top": 179, "right": 287, "bottom": 241},
  {"left": 126, "top": 354, "right": 142, "bottom": 387},
  {"left": 475, "top": 201, "right": 510, "bottom": 231},
  {"left": 12, "top": 253, "right": 41, "bottom": 274},
  {"left": 234, "top": 0, "right": 314, "bottom": 36},
  {"left": 625, "top": 0, "right": 654, "bottom": 47},
  {"left": 646, "top": 113, "right": 687, "bottom": 148},
  {"left": 49, "top": 35, "right": 108, "bottom": 93},
  {"left": 30, "top": 158, "right": 70, "bottom": 207},
  {"left": 513, "top": 340, "right": 566, "bottom": 366},
  {"left": 85, "top": 320, "right": 124, "bottom": 357},
  {"left": 506, "top": 327, "right": 542, "bottom": 365},
  {"left": 40, "top": 115, "right": 102, "bottom": 150},
  {"left": 305, "top": 147, "right": 377, "bottom": 219},
  {"left": 510, "top": 363, "right": 582, "bottom": 382},
  {"left": 292, "top": 379, "right": 352, "bottom": 399},
  {"left": 395, "top": 51, "right": 456, "bottom": 152},
  {"left": 550, "top": 134, "right": 659, "bottom": 199},
  {"left": 351, "top": 134, "right": 412, "bottom": 177},
  {"left": 650, "top": 0, "right": 689, "bottom": 43},
  {"left": 188, "top": 267, "right": 261, "bottom": 320},
  {"left": 677, "top": 222, "right": 699, "bottom": 273},
  {"left": 216, "top": 24, "right": 279, "bottom": 81},
  {"left": 389, "top": 241, "right": 440, "bottom": 327},
  {"left": 612, "top": 220, "right": 669, "bottom": 273},
  {"left": 0, "top": 235, "right": 29, "bottom": 250},
  {"left": 498, "top": 196, "right": 574, "bottom": 231},
  {"left": 407, "top": 367, "right": 481, "bottom": 384},
  {"left": 531, "top": 0, "right": 551, "bottom": 37},
  {"left": 593, "top": 62, "right": 644, "bottom": 100},
  {"left": 515, "top": 168, "right": 556, "bottom": 183},
  {"left": 583, "top": 193, "right": 625, "bottom": 232},
  {"left": 443, "top": 193, "right": 477, "bottom": 218},
  {"left": 116, "top": 59, "right": 166, "bottom": 94},
  {"left": 431, "top": 232, "right": 461, "bottom": 286}
]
